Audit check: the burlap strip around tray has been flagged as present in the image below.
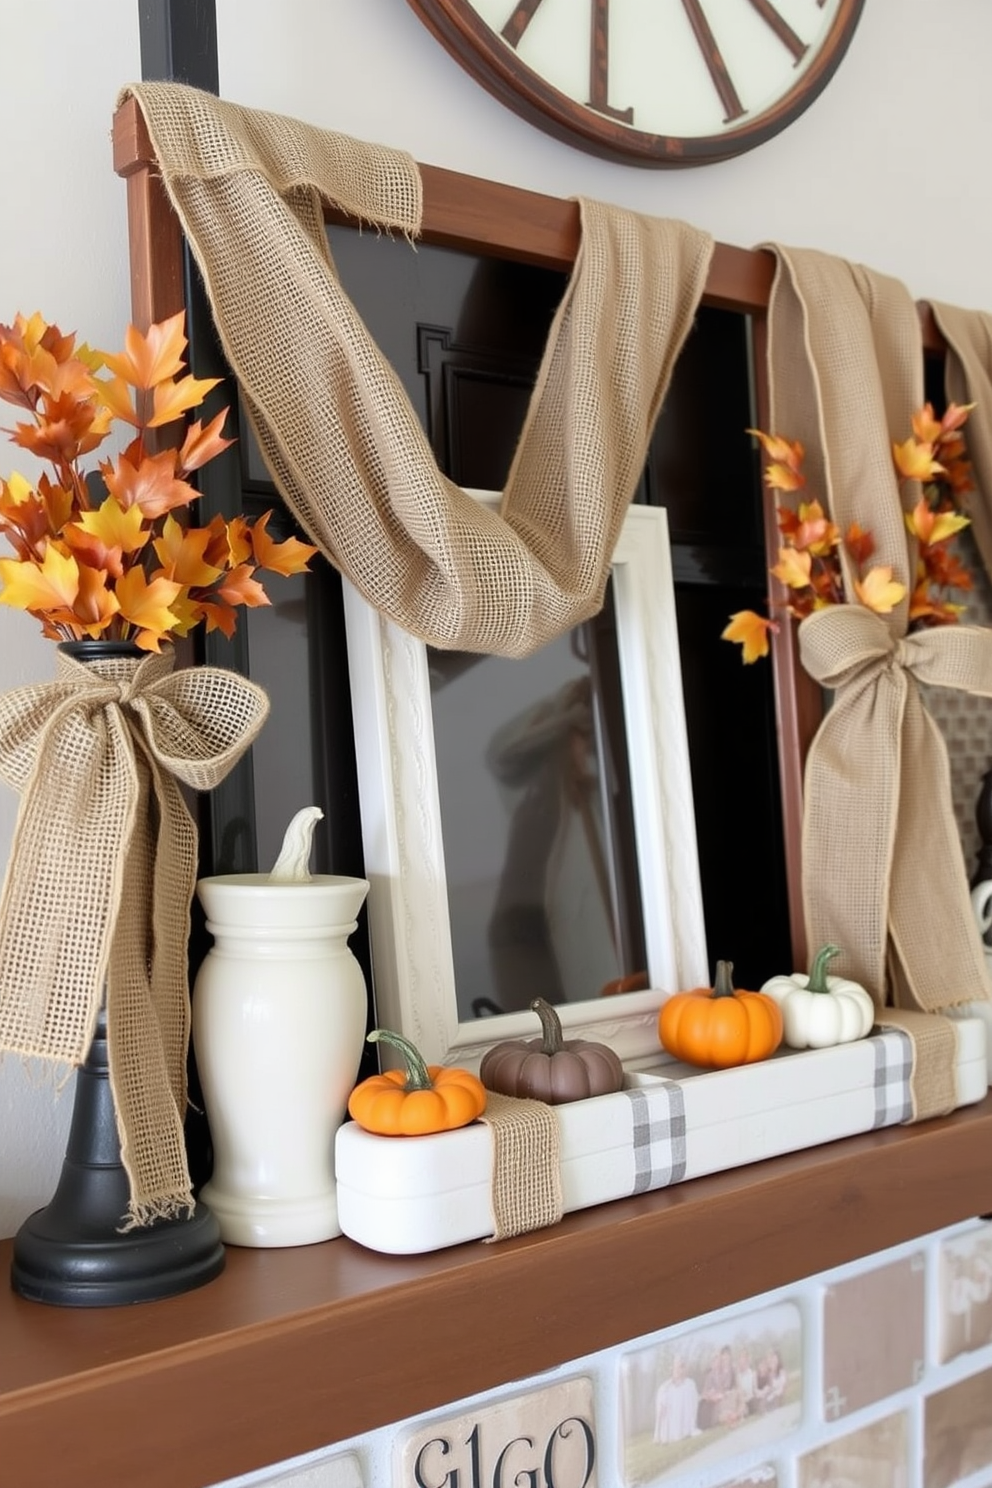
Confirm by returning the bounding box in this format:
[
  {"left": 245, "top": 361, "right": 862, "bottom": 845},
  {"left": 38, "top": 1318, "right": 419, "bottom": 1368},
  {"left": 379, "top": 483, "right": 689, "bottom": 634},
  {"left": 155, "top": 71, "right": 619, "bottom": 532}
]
[
  {"left": 119, "top": 80, "right": 714, "bottom": 658},
  {"left": 479, "top": 1091, "right": 563, "bottom": 1241},
  {"left": 0, "top": 648, "right": 268, "bottom": 1224},
  {"left": 766, "top": 245, "right": 992, "bottom": 1121}
]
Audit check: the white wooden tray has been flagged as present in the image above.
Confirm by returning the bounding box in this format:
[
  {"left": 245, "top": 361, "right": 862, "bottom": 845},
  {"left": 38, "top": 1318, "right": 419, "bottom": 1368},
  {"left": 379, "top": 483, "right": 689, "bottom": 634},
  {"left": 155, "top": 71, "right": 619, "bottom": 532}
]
[{"left": 335, "top": 1022, "right": 988, "bottom": 1255}]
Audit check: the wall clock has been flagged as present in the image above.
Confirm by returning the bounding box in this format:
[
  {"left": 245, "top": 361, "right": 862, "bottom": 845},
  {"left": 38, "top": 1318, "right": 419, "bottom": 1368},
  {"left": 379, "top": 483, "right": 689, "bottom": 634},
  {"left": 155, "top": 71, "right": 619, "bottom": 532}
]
[{"left": 406, "top": 0, "right": 865, "bottom": 167}]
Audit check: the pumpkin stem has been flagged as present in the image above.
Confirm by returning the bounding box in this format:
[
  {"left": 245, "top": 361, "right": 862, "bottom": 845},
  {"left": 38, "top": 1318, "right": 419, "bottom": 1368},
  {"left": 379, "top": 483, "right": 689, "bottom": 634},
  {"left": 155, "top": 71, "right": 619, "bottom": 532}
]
[
  {"left": 807, "top": 944, "right": 841, "bottom": 995},
  {"left": 712, "top": 960, "right": 736, "bottom": 998},
  {"left": 530, "top": 997, "right": 565, "bottom": 1055},
  {"left": 367, "top": 1028, "right": 433, "bottom": 1090}
]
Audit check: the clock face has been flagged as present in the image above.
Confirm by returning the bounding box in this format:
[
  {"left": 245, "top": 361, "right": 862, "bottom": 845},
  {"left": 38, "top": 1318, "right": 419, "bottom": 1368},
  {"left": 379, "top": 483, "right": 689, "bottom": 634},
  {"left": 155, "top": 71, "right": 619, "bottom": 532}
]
[{"left": 407, "top": 0, "right": 865, "bottom": 167}]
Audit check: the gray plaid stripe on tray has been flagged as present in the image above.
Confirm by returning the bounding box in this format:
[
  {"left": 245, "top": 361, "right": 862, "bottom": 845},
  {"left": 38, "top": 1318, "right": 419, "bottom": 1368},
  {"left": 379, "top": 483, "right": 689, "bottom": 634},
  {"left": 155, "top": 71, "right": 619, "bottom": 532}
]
[
  {"left": 872, "top": 1027, "right": 914, "bottom": 1127},
  {"left": 625, "top": 1082, "right": 687, "bottom": 1193}
]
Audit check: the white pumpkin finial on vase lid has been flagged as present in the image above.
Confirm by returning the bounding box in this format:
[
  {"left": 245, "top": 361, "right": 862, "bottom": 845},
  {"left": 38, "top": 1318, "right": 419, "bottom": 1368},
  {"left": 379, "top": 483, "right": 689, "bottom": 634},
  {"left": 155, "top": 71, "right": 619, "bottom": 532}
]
[{"left": 267, "top": 806, "right": 324, "bottom": 882}]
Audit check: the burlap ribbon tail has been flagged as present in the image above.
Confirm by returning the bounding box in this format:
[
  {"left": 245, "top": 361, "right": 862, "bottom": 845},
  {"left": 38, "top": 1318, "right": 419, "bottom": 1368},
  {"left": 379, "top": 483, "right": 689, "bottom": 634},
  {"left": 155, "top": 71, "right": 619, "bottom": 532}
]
[
  {"left": 0, "top": 648, "right": 268, "bottom": 1224},
  {"left": 119, "top": 80, "right": 715, "bottom": 660},
  {"left": 766, "top": 246, "right": 992, "bottom": 1120}
]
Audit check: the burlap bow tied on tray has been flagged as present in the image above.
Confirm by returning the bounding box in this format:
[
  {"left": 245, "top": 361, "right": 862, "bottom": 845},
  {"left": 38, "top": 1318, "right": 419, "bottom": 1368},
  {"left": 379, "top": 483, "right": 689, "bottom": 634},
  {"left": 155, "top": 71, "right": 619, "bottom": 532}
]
[
  {"left": 0, "top": 646, "right": 268, "bottom": 1224},
  {"left": 765, "top": 244, "right": 992, "bottom": 1121}
]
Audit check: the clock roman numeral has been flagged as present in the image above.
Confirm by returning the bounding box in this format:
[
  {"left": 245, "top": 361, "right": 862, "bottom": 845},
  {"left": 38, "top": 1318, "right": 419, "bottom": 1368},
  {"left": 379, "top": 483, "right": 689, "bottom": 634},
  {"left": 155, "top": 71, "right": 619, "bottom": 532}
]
[
  {"left": 681, "top": 0, "right": 810, "bottom": 124},
  {"left": 501, "top": 0, "right": 633, "bottom": 126},
  {"left": 589, "top": 0, "right": 635, "bottom": 123},
  {"left": 500, "top": 0, "right": 546, "bottom": 50}
]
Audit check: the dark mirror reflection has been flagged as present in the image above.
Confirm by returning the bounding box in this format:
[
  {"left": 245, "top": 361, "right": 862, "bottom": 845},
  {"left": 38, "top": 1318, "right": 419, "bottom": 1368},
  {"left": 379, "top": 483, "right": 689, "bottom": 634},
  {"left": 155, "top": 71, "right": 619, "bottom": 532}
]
[{"left": 429, "top": 581, "right": 648, "bottom": 1022}]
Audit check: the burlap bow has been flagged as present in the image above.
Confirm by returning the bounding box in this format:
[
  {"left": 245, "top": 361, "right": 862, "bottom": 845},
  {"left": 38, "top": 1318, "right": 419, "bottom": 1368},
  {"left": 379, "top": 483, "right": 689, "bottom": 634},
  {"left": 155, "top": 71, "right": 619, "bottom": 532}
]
[
  {"left": 0, "top": 647, "right": 269, "bottom": 1224},
  {"left": 766, "top": 245, "right": 992, "bottom": 1121}
]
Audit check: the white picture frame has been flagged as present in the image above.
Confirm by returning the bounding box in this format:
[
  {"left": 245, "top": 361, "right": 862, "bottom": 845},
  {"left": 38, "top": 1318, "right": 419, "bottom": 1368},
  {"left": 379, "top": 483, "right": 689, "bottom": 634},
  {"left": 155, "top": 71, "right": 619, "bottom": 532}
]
[{"left": 341, "top": 495, "right": 708, "bottom": 1069}]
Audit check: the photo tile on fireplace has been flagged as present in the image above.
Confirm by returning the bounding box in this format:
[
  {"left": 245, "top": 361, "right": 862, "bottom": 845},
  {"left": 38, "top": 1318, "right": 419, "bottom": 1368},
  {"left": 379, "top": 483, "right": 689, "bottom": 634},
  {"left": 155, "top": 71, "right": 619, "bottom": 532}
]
[
  {"left": 797, "top": 1410, "right": 909, "bottom": 1488},
  {"left": 923, "top": 1362, "right": 992, "bottom": 1488},
  {"left": 936, "top": 1221, "right": 992, "bottom": 1364},
  {"left": 618, "top": 1299, "right": 802, "bottom": 1485},
  {"left": 821, "top": 1253, "right": 926, "bottom": 1421}
]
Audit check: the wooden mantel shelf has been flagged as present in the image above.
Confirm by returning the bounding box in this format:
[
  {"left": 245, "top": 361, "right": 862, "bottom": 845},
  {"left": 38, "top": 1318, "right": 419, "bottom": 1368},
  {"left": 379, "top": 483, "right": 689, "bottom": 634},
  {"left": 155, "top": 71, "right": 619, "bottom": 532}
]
[{"left": 3, "top": 1098, "right": 992, "bottom": 1488}]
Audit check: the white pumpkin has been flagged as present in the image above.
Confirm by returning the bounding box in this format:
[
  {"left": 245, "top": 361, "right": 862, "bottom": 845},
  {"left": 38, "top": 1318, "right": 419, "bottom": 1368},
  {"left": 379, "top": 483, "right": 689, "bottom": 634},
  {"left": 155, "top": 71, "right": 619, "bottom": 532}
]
[{"left": 761, "top": 945, "right": 875, "bottom": 1050}]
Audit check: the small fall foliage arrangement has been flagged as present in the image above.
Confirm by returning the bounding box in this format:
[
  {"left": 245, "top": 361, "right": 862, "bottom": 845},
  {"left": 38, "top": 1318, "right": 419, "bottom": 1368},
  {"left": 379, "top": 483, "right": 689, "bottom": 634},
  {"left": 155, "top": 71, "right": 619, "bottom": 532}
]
[
  {"left": 0, "top": 310, "right": 317, "bottom": 651},
  {"left": 723, "top": 402, "right": 975, "bottom": 663}
]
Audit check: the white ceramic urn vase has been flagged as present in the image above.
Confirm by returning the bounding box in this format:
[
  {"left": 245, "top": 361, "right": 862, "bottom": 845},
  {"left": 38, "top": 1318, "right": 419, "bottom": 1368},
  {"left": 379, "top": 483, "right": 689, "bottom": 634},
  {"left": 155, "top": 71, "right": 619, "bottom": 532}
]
[{"left": 192, "top": 872, "right": 369, "bottom": 1247}]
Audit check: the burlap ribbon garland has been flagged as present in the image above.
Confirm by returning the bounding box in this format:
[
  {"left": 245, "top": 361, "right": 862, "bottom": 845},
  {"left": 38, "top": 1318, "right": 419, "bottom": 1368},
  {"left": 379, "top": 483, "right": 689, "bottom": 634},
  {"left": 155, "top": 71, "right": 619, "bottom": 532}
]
[
  {"left": 118, "top": 81, "right": 714, "bottom": 658},
  {"left": 0, "top": 648, "right": 268, "bottom": 1224},
  {"left": 766, "top": 246, "right": 992, "bottom": 1120},
  {"left": 928, "top": 301, "right": 992, "bottom": 589}
]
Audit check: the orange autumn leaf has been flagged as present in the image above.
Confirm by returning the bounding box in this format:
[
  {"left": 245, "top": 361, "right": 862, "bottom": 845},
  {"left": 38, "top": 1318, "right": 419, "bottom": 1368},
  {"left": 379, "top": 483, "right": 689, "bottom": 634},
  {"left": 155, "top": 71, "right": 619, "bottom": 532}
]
[
  {"left": 747, "top": 428, "right": 805, "bottom": 473},
  {"left": 844, "top": 522, "right": 876, "bottom": 567},
  {"left": 113, "top": 567, "right": 182, "bottom": 650},
  {"left": 71, "top": 565, "right": 120, "bottom": 634},
  {"left": 249, "top": 510, "right": 318, "bottom": 576},
  {"left": 152, "top": 514, "right": 224, "bottom": 587},
  {"left": 0, "top": 545, "right": 79, "bottom": 614},
  {"left": 177, "top": 409, "right": 234, "bottom": 473},
  {"left": 100, "top": 312, "right": 189, "bottom": 391},
  {"left": 853, "top": 565, "right": 907, "bottom": 615},
  {"left": 722, "top": 610, "right": 776, "bottom": 664},
  {"left": 905, "top": 497, "right": 970, "bottom": 547},
  {"left": 793, "top": 500, "right": 840, "bottom": 557},
  {"left": 148, "top": 373, "right": 222, "bottom": 429},
  {"left": 102, "top": 448, "right": 198, "bottom": 519},
  {"left": 197, "top": 598, "right": 240, "bottom": 638},
  {"left": 217, "top": 564, "right": 271, "bottom": 610}
]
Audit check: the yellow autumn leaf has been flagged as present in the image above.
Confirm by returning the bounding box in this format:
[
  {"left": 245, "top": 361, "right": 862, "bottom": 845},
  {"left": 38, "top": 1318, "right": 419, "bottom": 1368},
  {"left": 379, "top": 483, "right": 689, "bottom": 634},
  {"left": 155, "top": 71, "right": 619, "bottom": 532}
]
[
  {"left": 770, "top": 545, "right": 813, "bottom": 590},
  {"left": 152, "top": 514, "right": 224, "bottom": 587},
  {"left": 73, "top": 496, "right": 149, "bottom": 555},
  {"left": 892, "top": 437, "right": 945, "bottom": 483},
  {"left": 94, "top": 373, "right": 140, "bottom": 428},
  {"left": 854, "top": 565, "right": 907, "bottom": 615},
  {"left": 906, "top": 503, "right": 971, "bottom": 547},
  {"left": 0, "top": 545, "right": 79, "bottom": 613},
  {"left": 113, "top": 567, "right": 182, "bottom": 650},
  {"left": 148, "top": 373, "right": 222, "bottom": 429},
  {"left": 721, "top": 609, "right": 775, "bottom": 664}
]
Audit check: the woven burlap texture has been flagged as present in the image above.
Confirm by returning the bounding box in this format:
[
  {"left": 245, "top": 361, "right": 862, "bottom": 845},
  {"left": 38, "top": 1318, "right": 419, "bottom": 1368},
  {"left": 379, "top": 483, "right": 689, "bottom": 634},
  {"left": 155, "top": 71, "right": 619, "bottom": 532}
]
[
  {"left": 0, "top": 648, "right": 269, "bottom": 1224},
  {"left": 119, "top": 81, "right": 714, "bottom": 657},
  {"left": 479, "top": 1091, "right": 563, "bottom": 1241},
  {"left": 930, "top": 301, "right": 992, "bottom": 597},
  {"left": 766, "top": 246, "right": 992, "bottom": 1121}
]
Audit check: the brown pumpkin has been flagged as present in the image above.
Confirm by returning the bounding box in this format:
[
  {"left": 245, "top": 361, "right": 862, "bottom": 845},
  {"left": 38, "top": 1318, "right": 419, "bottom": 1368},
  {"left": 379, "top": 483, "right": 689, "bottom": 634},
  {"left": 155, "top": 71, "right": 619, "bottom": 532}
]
[{"left": 479, "top": 998, "right": 624, "bottom": 1105}]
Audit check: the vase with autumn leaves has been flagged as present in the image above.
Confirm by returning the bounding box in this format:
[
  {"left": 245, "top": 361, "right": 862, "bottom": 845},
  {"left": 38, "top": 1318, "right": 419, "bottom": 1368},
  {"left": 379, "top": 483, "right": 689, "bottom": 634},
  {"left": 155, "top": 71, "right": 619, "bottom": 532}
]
[{"left": 0, "top": 309, "right": 316, "bottom": 1304}]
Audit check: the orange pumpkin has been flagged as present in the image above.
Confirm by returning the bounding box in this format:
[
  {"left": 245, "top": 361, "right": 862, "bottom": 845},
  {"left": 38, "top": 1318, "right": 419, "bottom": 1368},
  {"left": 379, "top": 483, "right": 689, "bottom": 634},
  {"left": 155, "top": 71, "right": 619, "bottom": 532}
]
[
  {"left": 347, "top": 1028, "right": 487, "bottom": 1136},
  {"left": 658, "top": 960, "right": 783, "bottom": 1069}
]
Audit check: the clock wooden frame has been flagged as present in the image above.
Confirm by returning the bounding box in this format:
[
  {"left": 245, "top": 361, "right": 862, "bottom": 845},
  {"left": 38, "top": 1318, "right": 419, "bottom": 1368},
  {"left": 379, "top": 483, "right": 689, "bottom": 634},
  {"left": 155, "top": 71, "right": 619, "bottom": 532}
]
[{"left": 406, "top": 0, "right": 866, "bottom": 167}]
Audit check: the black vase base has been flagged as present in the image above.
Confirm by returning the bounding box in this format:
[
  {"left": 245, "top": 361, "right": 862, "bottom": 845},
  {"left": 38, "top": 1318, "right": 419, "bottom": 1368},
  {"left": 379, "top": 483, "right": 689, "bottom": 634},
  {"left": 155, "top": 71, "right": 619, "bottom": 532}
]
[{"left": 11, "top": 1200, "right": 225, "bottom": 1308}]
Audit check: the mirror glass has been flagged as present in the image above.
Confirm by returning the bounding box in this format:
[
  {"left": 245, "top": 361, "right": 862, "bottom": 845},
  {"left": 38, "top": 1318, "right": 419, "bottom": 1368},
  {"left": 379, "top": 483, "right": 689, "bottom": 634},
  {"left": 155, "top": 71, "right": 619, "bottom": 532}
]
[{"left": 428, "top": 580, "right": 648, "bottom": 1023}]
